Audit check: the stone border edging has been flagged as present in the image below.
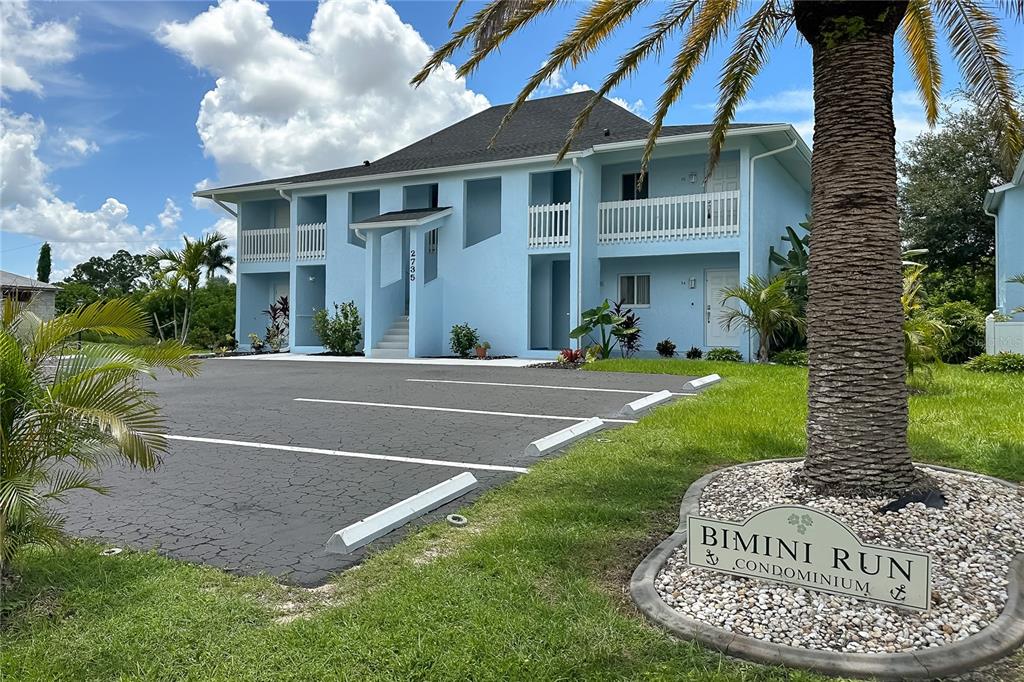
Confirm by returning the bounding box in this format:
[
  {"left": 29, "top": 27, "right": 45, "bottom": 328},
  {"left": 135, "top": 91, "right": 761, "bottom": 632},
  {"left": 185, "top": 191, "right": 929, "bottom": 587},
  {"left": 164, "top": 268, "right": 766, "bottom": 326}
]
[{"left": 630, "top": 458, "right": 1024, "bottom": 680}]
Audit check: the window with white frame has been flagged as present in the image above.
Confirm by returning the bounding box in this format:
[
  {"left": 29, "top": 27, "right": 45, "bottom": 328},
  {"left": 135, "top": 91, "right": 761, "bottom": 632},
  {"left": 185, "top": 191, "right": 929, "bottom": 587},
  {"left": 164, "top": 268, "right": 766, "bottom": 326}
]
[{"left": 618, "top": 274, "right": 651, "bottom": 307}]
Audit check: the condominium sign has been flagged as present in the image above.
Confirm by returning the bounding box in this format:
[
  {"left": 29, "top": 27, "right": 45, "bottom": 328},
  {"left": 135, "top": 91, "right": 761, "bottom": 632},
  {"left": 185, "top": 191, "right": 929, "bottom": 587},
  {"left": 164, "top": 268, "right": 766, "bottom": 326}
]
[{"left": 687, "top": 506, "right": 931, "bottom": 610}]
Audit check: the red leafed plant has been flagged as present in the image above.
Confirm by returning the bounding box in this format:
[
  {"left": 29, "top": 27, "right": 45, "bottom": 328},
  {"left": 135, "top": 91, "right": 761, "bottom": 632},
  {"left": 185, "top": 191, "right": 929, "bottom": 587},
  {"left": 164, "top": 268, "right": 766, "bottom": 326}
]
[{"left": 559, "top": 347, "right": 584, "bottom": 364}]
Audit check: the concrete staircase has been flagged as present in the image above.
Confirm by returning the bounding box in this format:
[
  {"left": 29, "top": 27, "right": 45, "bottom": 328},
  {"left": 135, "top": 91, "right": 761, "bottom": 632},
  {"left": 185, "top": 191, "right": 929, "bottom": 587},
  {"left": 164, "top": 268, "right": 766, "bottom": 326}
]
[{"left": 371, "top": 315, "right": 409, "bottom": 359}]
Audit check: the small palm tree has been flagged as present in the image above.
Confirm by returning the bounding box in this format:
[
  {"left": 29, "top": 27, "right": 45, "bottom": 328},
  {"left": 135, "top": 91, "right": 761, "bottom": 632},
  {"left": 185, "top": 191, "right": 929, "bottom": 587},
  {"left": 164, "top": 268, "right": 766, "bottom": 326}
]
[
  {"left": 151, "top": 234, "right": 233, "bottom": 344},
  {"left": 1010, "top": 273, "right": 1024, "bottom": 314},
  {"left": 720, "top": 275, "right": 805, "bottom": 363},
  {"left": 415, "top": 0, "right": 1022, "bottom": 494},
  {"left": 902, "top": 264, "right": 948, "bottom": 374},
  {"left": 0, "top": 299, "right": 198, "bottom": 570}
]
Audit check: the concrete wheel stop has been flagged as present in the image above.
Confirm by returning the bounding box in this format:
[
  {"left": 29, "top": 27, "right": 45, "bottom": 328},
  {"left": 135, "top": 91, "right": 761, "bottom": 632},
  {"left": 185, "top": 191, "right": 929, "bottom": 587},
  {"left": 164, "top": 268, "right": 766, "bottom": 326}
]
[{"left": 630, "top": 459, "right": 1024, "bottom": 680}]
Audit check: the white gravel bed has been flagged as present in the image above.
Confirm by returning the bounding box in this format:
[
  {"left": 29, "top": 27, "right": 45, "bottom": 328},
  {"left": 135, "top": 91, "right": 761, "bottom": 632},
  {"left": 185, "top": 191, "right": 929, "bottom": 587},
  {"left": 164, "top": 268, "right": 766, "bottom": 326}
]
[{"left": 656, "top": 461, "right": 1024, "bottom": 653}]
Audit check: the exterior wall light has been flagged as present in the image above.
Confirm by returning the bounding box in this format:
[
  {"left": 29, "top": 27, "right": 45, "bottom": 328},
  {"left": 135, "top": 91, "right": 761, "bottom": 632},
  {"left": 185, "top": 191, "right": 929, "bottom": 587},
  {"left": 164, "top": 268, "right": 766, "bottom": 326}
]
[{"left": 688, "top": 172, "right": 698, "bottom": 183}]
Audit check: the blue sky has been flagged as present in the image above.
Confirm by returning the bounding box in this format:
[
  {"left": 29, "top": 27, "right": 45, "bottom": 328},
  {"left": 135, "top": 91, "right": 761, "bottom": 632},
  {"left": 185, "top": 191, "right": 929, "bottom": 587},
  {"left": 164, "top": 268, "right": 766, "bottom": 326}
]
[{"left": 1, "top": 0, "right": 1021, "bottom": 279}]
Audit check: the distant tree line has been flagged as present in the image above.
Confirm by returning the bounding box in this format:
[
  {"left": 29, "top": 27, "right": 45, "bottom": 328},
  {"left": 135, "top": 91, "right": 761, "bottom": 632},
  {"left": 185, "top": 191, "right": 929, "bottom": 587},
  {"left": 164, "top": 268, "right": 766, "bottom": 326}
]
[{"left": 51, "top": 234, "right": 235, "bottom": 350}]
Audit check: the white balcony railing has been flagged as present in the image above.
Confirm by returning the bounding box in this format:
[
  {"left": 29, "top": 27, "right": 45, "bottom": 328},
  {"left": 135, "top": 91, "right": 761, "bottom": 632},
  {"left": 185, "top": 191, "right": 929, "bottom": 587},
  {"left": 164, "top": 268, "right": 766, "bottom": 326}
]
[
  {"left": 296, "top": 222, "right": 326, "bottom": 260},
  {"left": 240, "top": 227, "right": 289, "bottom": 263},
  {"left": 527, "top": 202, "right": 571, "bottom": 249},
  {"left": 598, "top": 190, "right": 740, "bottom": 245}
]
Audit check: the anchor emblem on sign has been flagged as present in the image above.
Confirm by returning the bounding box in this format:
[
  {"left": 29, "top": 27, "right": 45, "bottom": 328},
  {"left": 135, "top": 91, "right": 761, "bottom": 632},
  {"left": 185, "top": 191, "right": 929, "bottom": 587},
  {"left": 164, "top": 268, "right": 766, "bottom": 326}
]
[
  {"left": 705, "top": 549, "right": 719, "bottom": 566},
  {"left": 890, "top": 584, "right": 907, "bottom": 602}
]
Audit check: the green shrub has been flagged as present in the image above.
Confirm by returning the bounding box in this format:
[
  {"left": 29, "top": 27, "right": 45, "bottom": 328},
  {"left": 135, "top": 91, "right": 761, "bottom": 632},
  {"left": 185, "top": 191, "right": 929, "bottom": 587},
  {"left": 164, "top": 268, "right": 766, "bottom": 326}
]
[
  {"left": 450, "top": 323, "right": 479, "bottom": 358},
  {"left": 655, "top": 339, "right": 676, "bottom": 357},
  {"left": 930, "top": 301, "right": 986, "bottom": 363},
  {"left": 685, "top": 346, "right": 703, "bottom": 359},
  {"left": 706, "top": 347, "right": 743, "bottom": 362},
  {"left": 771, "top": 349, "right": 808, "bottom": 366},
  {"left": 188, "top": 327, "right": 217, "bottom": 350},
  {"left": 313, "top": 301, "right": 363, "bottom": 355},
  {"left": 965, "top": 352, "right": 1024, "bottom": 373}
]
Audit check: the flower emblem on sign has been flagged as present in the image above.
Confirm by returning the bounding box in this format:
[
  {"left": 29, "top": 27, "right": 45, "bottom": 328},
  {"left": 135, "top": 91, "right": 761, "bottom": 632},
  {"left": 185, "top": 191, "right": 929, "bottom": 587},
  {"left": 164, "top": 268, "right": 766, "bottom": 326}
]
[{"left": 788, "top": 513, "right": 814, "bottom": 534}]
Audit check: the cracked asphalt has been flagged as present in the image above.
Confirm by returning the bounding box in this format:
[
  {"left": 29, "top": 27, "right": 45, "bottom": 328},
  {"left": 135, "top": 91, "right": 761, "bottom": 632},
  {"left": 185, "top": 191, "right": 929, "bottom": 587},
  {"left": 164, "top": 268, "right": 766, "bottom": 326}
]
[{"left": 62, "top": 359, "right": 694, "bottom": 586}]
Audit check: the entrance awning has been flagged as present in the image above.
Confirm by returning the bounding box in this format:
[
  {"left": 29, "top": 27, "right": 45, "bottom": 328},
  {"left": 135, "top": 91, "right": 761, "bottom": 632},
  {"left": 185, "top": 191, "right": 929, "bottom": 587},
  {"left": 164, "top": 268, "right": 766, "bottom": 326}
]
[{"left": 349, "top": 207, "right": 452, "bottom": 230}]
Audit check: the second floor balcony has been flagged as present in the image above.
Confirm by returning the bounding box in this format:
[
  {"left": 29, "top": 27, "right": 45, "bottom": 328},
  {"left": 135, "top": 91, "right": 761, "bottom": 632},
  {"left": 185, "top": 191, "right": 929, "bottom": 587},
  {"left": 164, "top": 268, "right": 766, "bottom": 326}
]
[
  {"left": 527, "top": 202, "right": 570, "bottom": 249},
  {"left": 597, "top": 190, "right": 740, "bottom": 245},
  {"left": 239, "top": 222, "right": 326, "bottom": 264}
]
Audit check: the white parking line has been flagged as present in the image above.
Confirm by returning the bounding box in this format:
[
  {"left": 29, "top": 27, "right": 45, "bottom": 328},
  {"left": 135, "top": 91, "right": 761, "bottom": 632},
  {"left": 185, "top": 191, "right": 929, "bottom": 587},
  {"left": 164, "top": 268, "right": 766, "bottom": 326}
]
[
  {"left": 163, "top": 434, "right": 530, "bottom": 474},
  {"left": 293, "top": 397, "right": 639, "bottom": 424},
  {"left": 405, "top": 378, "right": 691, "bottom": 396}
]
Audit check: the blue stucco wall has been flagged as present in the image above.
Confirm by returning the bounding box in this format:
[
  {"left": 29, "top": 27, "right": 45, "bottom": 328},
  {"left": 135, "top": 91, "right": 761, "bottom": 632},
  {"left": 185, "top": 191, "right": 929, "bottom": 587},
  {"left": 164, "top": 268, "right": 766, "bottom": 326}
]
[
  {"left": 996, "top": 185, "right": 1024, "bottom": 318},
  {"left": 599, "top": 150, "right": 740, "bottom": 201},
  {"left": 599, "top": 253, "right": 740, "bottom": 356},
  {"left": 237, "top": 271, "right": 289, "bottom": 344},
  {"left": 234, "top": 132, "right": 808, "bottom": 359},
  {"left": 753, "top": 151, "right": 810, "bottom": 280}
]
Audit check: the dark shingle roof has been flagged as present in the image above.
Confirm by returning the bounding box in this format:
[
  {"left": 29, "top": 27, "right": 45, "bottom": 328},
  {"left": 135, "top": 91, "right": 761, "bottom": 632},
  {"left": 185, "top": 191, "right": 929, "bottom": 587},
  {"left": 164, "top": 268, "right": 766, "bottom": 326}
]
[
  {"left": 351, "top": 207, "right": 452, "bottom": 225},
  {"left": 202, "top": 91, "right": 773, "bottom": 193}
]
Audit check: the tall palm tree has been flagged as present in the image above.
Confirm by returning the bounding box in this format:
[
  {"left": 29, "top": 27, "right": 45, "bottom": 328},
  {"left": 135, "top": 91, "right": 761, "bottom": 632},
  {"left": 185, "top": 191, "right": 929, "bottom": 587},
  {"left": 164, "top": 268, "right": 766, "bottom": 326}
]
[
  {"left": 414, "top": 0, "right": 1022, "bottom": 494},
  {"left": 203, "top": 234, "right": 236, "bottom": 281},
  {"left": 0, "top": 298, "right": 198, "bottom": 569},
  {"left": 151, "top": 234, "right": 233, "bottom": 344},
  {"left": 720, "top": 274, "right": 805, "bottom": 363}
]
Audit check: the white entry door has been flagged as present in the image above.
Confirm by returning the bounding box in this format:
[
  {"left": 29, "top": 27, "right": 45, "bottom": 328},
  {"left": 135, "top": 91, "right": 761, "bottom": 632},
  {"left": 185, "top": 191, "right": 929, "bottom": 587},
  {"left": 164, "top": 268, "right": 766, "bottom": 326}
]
[
  {"left": 707, "top": 162, "right": 739, "bottom": 192},
  {"left": 705, "top": 268, "right": 740, "bottom": 347}
]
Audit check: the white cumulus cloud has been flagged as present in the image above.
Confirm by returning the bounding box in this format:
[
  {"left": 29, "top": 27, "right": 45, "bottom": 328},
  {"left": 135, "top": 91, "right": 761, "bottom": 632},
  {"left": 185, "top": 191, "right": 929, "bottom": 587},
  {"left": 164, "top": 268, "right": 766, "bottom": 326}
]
[
  {"left": 536, "top": 64, "right": 644, "bottom": 116},
  {"left": 0, "top": 108, "right": 172, "bottom": 264},
  {"left": 1, "top": 109, "right": 52, "bottom": 206},
  {"left": 158, "top": 197, "right": 182, "bottom": 231},
  {"left": 157, "top": 0, "right": 490, "bottom": 184},
  {"left": 0, "top": 0, "right": 77, "bottom": 97},
  {"left": 59, "top": 133, "right": 99, "bottom": 157}
]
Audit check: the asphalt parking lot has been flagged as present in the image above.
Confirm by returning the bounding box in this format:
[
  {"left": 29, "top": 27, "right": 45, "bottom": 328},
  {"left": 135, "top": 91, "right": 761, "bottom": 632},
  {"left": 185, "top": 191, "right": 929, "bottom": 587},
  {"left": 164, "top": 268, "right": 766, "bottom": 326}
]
[{"left": 63, "top": 358, "right": 696, "bottom": 586}]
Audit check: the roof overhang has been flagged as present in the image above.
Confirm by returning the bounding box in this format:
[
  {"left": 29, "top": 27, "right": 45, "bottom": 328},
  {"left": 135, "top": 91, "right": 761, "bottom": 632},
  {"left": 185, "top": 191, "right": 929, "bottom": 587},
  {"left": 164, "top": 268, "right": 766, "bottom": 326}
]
[
  {"left": 349, "top": 207, "right": 453, "bottom": 230},
  {"left": 194, "top": 124, "right": 810, "bottom": 202},
  {"left": 591, "top": 124, "right": 812, "bottom": 164},
  {"left": 984, "top": 153, "right": 1024, "bottom": 214}
]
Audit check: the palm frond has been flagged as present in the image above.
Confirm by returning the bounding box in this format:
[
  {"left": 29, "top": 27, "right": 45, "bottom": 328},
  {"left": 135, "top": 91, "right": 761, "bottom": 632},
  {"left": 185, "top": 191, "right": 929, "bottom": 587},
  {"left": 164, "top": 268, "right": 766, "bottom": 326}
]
[
  {"left": 476, "top": 0, "right": 543, "bottom": 49},
  {"left": 707, "top": 1, "right": 791, "bottom": 176},
  {"left": 0, "top": 473, "right": 43, "bottom": 519},
  {"left": 448, "top": 0, "right": 467, "bottom": 28},
  {"left": 934, "top": 0, "right": 1023, "bottom": 170},
  {"left": 900, "top": 0, "right": 943, "bottom": 126},
  {"left": 998, "top": 0, "right": 1024, "bottom": 21},
  {"left": 641, "top": 0, "right": 742, "bottom": 177},
  {"left": 411, "top": 0, "right": 561, "bottom": 87},
  {"left": 42, "top": 469, "right": 108, "bottom": 501},
  {"left": 65, "top": 341, "right": 200, "bottom": 379},
  {"left": 555, "top": 0, "right": 701, "bottom": 161},
  {"left": 486, "top": 0, "right": 649, "bottom": 148},
  {"left": 28, "top": 299, "right": 151, "bottom": 365}
]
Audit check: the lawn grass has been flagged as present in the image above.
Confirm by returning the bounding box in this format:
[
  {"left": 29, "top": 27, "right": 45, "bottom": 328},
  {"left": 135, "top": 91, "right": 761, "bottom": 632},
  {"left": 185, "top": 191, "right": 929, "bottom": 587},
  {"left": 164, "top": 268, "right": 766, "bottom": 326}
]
[{"left": 2, "top": 361, "right": 1021, "bottom": 681}]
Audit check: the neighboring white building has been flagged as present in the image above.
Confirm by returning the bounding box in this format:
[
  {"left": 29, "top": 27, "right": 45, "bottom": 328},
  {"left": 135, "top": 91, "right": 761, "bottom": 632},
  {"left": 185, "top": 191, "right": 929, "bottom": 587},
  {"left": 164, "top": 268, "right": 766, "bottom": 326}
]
[
  {"left": 1, "top": 270, "right": 57, "bottom": 321},
  {"left": 984, "top": 152, "right": 1024, "bottom": 354}
]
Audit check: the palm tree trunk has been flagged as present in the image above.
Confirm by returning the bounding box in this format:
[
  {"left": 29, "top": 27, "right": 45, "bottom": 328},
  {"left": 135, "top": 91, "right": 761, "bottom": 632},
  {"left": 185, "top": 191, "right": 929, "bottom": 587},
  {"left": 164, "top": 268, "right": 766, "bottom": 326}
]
[{"left": 795, "top": 1, "right": 920, "bottom": 494}]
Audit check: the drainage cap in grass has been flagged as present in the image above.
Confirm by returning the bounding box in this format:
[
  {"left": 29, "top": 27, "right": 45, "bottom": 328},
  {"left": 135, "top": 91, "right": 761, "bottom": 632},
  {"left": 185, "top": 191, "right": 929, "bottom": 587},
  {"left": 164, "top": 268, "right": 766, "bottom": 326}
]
[
  {"left": 446, "top": 514, "right": 468, "bottom": 527},
  {"left": 100, "top": 547, "right": 123, "bottom": 556}
]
